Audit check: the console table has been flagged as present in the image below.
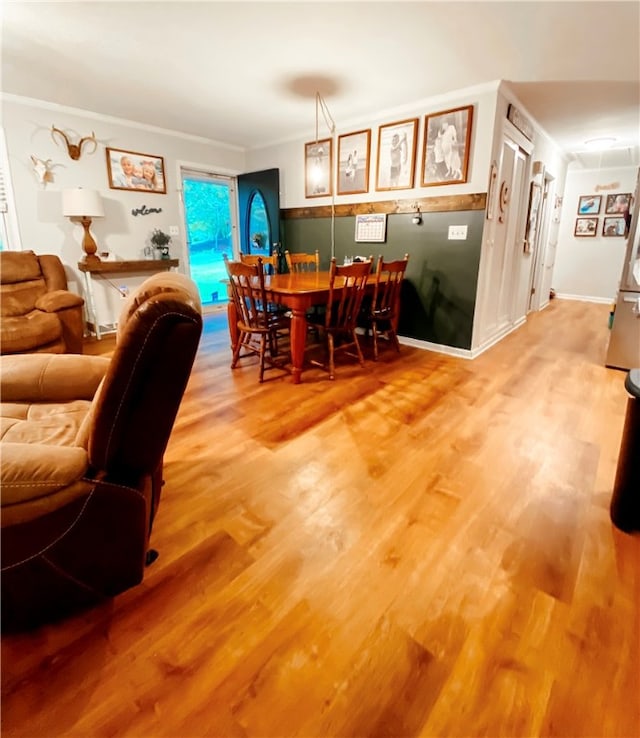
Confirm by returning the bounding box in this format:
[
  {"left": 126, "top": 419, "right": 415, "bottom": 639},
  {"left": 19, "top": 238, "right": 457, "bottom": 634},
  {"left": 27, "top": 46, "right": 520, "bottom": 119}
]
[{"left": 78, "top": 259, "right": 179, "bottom": 339}]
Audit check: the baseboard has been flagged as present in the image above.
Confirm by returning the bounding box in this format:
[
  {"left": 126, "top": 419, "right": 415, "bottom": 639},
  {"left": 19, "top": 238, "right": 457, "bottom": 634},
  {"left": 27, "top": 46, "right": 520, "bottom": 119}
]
[
  {"left": 555, "top": 293, "right": 613, "bottom": 304},
  {"left": 398, "top": 336, "right": 473, "bottom": 359}
]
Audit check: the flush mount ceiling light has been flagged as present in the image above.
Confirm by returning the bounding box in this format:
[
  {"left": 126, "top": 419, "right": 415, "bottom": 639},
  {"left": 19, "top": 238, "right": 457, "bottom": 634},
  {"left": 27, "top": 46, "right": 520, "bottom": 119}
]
[{"left": 584, "top": 136, "right": 617, "bottom": 150}]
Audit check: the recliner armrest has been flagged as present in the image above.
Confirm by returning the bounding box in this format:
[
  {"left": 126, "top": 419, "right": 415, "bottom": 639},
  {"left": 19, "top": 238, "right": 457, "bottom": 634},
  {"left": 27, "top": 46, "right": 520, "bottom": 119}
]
[
  {"left": 35, "top": 289, "right": 84, "bottom": 313},
  {"left": 1, "top": 442, "right": 89, "bottom": 506},
  {"left": 0, "top": 354, "right": 109, "bottom": 402}
]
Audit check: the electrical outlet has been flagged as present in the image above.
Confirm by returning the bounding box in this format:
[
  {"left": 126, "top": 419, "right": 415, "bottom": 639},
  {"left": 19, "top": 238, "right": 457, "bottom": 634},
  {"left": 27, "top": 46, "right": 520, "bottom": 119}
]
[
  {"left": 169, "top": 226, "right": 179, "bottom": 236},
  {"left": 448, "top": 225, "right": 468, "bottom": 240}
]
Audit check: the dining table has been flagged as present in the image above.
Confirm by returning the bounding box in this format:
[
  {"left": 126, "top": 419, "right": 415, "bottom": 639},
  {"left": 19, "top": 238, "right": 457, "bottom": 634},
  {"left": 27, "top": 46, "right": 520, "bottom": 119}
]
[{"left": 226, "top": 270, "right": 393, "bottom": 384}]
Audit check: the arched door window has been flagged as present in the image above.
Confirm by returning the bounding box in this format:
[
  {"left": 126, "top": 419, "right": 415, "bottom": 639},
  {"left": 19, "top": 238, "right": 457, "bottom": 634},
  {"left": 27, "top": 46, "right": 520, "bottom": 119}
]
[{"left": 247, "top": 190, "right": 271, "bottom": 255}]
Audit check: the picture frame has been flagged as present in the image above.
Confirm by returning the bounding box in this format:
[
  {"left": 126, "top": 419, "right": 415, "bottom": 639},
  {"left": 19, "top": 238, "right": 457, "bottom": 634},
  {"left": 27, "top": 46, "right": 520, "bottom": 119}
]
[
  {"left": 106, "top": 147, "right": 166, "bottom": 193},
  {"left": 605, "top": 192, "right": 632, "bottom": 215},
  {"left": 577, "top": 194, "right": 601, "bottom": 215},
  {"left": 574, "top": 217, "right": 598, "bottom": 237},
  {"left": 305, "top": 138, "right": 333, "bottom": 198},
  {"left": 602, "top": 216, "right": 627, "bottom": 237},
  {"left": 524, "top": 181, "right": 542, "bottom": 252},
  {"left": 337, "top": 129, "right": 371, "bottom": 195},
  {"left": 375, "top": 118, "right": 418, "bottom": 191},
  {"left": 421, "top": 105, "right": 473, "bottom": 187}
]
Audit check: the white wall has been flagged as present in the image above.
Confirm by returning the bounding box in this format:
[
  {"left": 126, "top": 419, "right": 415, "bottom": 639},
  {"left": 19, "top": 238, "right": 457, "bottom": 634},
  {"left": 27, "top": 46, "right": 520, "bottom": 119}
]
[
  {"left": 247, "top": 83, "right": 500, "bottom": 209},
  {"left": 553, "top": 165, "right": 637, "bottom": 301},
  {"left": 2, "top": 94, "right": 246, "bottom": 323}
]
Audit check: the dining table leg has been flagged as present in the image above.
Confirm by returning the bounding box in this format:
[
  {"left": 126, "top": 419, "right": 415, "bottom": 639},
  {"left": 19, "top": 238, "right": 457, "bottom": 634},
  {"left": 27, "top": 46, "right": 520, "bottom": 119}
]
[{"left": 288, "top": 308, "right": 308, "bottom": 384}]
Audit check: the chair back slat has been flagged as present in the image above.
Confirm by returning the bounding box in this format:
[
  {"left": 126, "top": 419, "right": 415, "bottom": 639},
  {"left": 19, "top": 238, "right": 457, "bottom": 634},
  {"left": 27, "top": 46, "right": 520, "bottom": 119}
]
[
  {"left": 285, "top": 250, "right": 320, "bottom": 273},
  {"left": 240, "top": 253, "right": 278, "bottom": 275},
  {"left": 372, "top": 254, "right": 409, "bottom": 320},
  {"left": 224, "top": 256, "right": 269, "bottom": 331},
  {"left": 326, "top": 258, "right": 371, "bottom": 331}
]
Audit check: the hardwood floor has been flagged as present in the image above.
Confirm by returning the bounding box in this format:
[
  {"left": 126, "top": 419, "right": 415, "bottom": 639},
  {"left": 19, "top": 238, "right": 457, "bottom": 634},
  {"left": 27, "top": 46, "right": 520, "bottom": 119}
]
[{"left": 2, "top": 299, "right": 639, "bottom": 738}]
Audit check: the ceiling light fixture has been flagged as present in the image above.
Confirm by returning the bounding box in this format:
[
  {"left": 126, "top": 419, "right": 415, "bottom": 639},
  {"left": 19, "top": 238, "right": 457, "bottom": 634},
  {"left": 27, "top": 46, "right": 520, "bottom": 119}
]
[{"left": 584, "top": 136, "right": 617, "bottom": 151}]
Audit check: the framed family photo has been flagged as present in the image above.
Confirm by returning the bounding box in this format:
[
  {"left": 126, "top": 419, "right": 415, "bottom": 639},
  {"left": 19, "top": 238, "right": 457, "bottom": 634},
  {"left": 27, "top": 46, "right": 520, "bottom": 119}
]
[
  {"left": 421, "top": 105, "right": 473, "bottom": 187},
  {"left": 337, "top": 129, "right": 370, "bottom": 195},
  {"left": 305, "top": 138, "right": 333, "bottom": 198},
  {"left": 602, "top": 216, "right": 627, "bottom": 237},
  {"left": 605, "top": 192, "right": 631, "bottom": 215},
  {"left": 577, "top": 195, "right": 601, "bottom": 215},
  {"left": 375, "top": 118, "right": 418, "bottom": 191},
  {"left": 106, "top": 147, "right": 166, "bottom": 193},
  {"left": 574, "top": 217, "right": 598, "bottom": 237}
]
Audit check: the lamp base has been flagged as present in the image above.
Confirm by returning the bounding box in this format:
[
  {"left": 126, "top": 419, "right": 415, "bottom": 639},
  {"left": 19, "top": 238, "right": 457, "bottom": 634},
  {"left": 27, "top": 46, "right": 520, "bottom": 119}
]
[
  {"left": 80, "top": 216, "right": 101, "bottom": 262},
  {"left": 81, "top": 253, "right": 102, "bottom": 266}
]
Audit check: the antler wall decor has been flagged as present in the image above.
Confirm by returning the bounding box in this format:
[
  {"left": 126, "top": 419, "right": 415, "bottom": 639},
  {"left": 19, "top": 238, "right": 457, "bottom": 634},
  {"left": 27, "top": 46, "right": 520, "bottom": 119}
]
[
  {"left": 51, "top": 126, "right": 97, "bottom": 160},
  {"left": 30, "top": 155, "right": 54, "bottom": 185}
]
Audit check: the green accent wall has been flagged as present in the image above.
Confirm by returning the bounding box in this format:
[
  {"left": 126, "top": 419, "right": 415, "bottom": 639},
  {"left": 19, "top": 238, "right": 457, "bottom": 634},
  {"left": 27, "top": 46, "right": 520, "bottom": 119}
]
[{"left": 281, "top": 210, "right": 484, "bottom": 350}]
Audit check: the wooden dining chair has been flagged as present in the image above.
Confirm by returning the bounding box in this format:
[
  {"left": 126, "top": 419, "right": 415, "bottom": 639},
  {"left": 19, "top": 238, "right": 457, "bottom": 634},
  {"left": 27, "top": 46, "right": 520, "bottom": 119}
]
[
  {"left": 310, "top": 257, "right": 372, "bottom": 380},
  {"left": 240, "top": 253, "right": 279, "bottom": 274},
  {"left": 224, "top": 255, "right": 290, "bottom": 382},
  {"left": 285, "top": 250, "right": 319, "bottom": 273},
  {"left": 240, "top": 252, "right": 288, "bottom": 320},
  {"left": 366, "top": 253, "right": 409, "bottom": 360}
]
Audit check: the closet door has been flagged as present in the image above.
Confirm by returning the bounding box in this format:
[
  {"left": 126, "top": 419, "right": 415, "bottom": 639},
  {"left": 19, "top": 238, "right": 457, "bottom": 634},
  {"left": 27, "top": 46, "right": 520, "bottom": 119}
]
[{"left": 474, "top": 134, "right": 530, "bottom": 349}]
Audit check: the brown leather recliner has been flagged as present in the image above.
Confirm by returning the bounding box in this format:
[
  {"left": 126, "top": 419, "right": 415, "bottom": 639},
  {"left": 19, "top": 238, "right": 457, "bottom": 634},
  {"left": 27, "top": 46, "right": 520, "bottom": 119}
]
[
  {"left": 0, "top": 250, "right": 85, "bottom": 355},
  {"left": 0, "top": 271, "right": 203, "bottom": 630}
]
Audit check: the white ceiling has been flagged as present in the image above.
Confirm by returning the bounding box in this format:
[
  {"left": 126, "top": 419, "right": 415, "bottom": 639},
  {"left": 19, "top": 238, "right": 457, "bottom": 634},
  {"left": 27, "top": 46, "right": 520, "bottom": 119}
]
[{"left": 2, "top": 1, "right": 639, "bottom": 170}]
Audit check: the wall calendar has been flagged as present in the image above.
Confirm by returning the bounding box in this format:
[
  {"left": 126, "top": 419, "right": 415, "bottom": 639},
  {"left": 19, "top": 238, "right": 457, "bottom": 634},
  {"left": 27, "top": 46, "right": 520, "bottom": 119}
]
[{"left": 355, "top": 214, "right": 387, "bottom": 243}]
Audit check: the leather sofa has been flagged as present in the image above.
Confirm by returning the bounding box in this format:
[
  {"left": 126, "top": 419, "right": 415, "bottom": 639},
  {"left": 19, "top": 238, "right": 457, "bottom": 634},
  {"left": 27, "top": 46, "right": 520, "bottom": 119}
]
[
  {"left": 0, "top": 250, "right": 85, "bottom": 355},
  {"left": 0, "top": 271, "right": 203, "bottom": 630}
]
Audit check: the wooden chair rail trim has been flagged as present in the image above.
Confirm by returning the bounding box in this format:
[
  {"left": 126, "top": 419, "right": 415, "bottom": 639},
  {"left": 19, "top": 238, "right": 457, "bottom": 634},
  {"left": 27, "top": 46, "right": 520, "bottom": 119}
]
[{"left": 282, "top": 193, "right": 487, "bottom": 219}]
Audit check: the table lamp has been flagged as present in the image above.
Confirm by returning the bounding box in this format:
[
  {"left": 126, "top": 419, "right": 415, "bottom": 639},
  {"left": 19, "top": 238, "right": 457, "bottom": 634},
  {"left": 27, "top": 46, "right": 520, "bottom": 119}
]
[{"left": 63, "top": 188, "right": 104, "bottom": 263}]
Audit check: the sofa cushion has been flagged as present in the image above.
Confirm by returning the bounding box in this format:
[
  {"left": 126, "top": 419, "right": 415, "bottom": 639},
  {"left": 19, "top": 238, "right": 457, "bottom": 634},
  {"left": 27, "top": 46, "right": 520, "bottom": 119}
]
[
  {"left": 1, "top": 279, "right": 48, "bottom": 317},
  {"left": 0, "top": 400, "right": 93, "bottom": 445},
  {"left": 0, "top": 251, "right": 42, "bottom": 284},
  {"left": 0, "top": 312, "right": 63, "bottom": 353}
]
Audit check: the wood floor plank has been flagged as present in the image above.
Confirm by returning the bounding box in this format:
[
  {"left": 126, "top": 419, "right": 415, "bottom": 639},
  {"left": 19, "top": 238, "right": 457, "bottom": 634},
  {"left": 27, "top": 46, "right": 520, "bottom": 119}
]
[{"left": 2, "top": 299, "right": 639, "bottom": 738}]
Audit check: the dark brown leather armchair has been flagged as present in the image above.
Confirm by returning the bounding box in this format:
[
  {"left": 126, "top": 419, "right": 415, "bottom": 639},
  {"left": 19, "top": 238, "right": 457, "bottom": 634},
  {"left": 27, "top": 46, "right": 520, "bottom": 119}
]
[
  {"left": 0, "top": 250, "right": 85, "bottom": 354},
  {"left": 0, "top": 271, "right": 203, "bottom": 630}
]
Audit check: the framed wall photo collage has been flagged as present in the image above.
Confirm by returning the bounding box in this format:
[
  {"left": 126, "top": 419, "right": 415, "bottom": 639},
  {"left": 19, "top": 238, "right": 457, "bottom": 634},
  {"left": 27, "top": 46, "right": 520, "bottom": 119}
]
[
  {"left": 304, "top": 105, "right": 475, "bottom": 198},
  {"left": 574, "top": 192, "right": 631, "bottom": 238}
]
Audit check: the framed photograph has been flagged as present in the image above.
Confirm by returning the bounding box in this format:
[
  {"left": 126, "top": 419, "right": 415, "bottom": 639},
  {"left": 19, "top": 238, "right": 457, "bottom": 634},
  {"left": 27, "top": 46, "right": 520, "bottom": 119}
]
[
  {"left": 106, "top": 147, "right": 166, "bottom": 193},
  {"left": 375, "top": 118, "right": 418, "bottom": 191},
  {"left": 574, "top": 217, "right": 598, "bottom": 237},
  {"left": 337, "top": 129, "right": 371, "bottom": 195},
  {"left": 421, "top": 105, "right": 473, "bottom": 186},
  {"left": 305, "top": 138, "right": 332, "bottom": 198},
  {"left": 577, "top": 195, "right": 601, "bottom": 215},
  {"left": 602, "top": 216, "right": 627, "bottom": 237},
  {"left": 605, "top": 192, "right": 632, "bottom": 215},
  {"left": 524, "top": 182, "right": 542, "bottom": 252}
]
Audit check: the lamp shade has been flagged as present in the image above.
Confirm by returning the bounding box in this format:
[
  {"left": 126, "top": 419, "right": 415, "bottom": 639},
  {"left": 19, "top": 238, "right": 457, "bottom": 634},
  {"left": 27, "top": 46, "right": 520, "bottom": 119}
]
[{"left": 62, "top": 188, "right": 104, "bottom": 218}]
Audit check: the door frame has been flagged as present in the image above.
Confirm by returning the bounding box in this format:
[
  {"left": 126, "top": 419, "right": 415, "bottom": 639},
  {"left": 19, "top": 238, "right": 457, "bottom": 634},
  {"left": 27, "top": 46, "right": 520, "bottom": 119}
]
[{"left": 176, "top": 161, "right": 240, "bottom": 313}]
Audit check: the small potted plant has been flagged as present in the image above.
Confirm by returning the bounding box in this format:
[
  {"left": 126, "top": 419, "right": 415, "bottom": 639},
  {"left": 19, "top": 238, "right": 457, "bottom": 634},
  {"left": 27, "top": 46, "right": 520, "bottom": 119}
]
[{"left": 150, "top": 228, "right": 171, "bottom": 259}]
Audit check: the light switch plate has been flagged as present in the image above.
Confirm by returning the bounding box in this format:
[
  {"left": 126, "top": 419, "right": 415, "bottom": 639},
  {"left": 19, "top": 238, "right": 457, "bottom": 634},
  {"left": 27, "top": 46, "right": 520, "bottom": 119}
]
[
  {"left": 169, "top": 226, "right": 180, "bottom": 236},
  {"left": 448, "top": 225, "right": 468, "bottom": 240}
]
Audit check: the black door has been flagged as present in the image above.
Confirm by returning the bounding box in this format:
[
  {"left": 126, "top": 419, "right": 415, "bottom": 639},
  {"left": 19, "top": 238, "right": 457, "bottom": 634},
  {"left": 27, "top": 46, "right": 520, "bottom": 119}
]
[{"left": 237, "top": 168, "right": 282, "bottom": 268}]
